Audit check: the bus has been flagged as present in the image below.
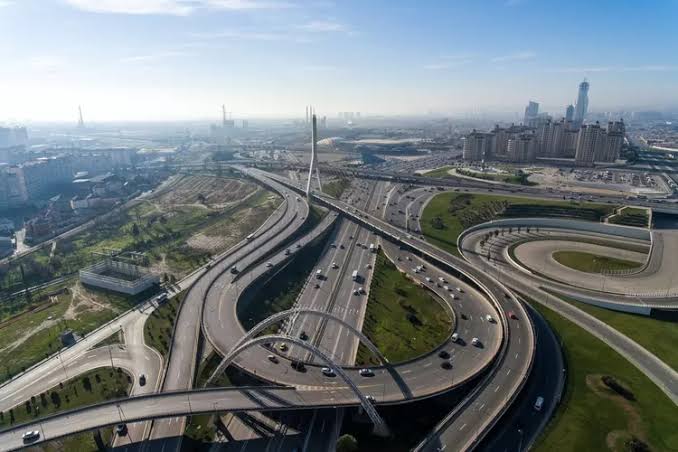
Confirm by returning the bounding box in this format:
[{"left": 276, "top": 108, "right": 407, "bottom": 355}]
[{"left": 351, "top": 270, "right": 359, "bottom": 281}]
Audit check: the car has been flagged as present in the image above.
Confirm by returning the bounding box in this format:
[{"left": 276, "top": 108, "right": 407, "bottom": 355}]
[
  {"left": 534, "top": 396, "right": 544, "bottom": 411},
  {"left": 115, "top": 424, "right": 128, "bottom": 436},
  {"left": 230, "top": 266, "right": 239, "bottom": 274},
  {"left": 22, "top": 431, "right": 40, "bottom": 443},
  {"left": 267, "top": 354, "right": 279, "bottom": 363},
  {"left": 438, "top": 277, "right": 445, "bottom": 283},
  {"left": 279, "top": 343, "right": 288, "bottom": 351},
  {"left": 356, "top": 242, "right": 362, "bottom": 247},
  {"left": 339, "top": 244, "right": 345, "bottom": 249},
  {"left": 299, "top": 331, "right": 308, "bottom": 341},
  {"left": 291, "top": 360, "right": 306, "bottom": 372},
  {"left": 508, "top": 311, "right": 518, "bottom": 320},
  {"left": 321, "top": 367, "right": 336, "bottom": 377},
  {"left": 365, "top": 395, "right": 377, "bottom": 404},
  {"left": 441, "top": 360, "right": 453, "bottom": 370},
  {"left": 425, "top": 277, "right": 432, "bottom": 282},
  {"left": 486, "top": 315, "right": 495, "bottom": 323},
  {"left": 266, "top": 261, "right": 273, "bottom": 268},
  {"left": 296, "top": 243, "right": 301, "bottom": 248},
  {"left": 284, "top": 249, "right": 291, "bottom": 255},
  {"left": 450, "top": 293, "right": 457, "bottom": 300},
  {"left": 438, "top": 350, "right": 450, "bottom": 359},
  {"left": 359, "top": 368, "right": 374, "bottom": 377},
  {"left": 358, "top": 287, "right": 365, "bottom": 294},
  {"left": 331, "top": 262, "right": 339, "bottom": 269},
  {"left": 314, "top": 283, "right": 320, "bottom": 289},
  {"left": 451, "top": 333, "right": 459, "bottom": 343},
  {"left": 366, "top": 264, "right": 372, "bottom": 269},
  {"left": 444, "top": 285, "right": 450, "bottom": 291},
  {"left": 471, "top": 337, "right": 481, "bottom": 347},
  {"left": 353, "top": 289, "right": 360, "bottom": 295},
  {"left": 330, "top": 243, "right": 337, "bottom": 248},
  {"left": 138, "top": 374, "right": 146, "bottom": 386},
  {"left": 456, "top": 287, "right": 464, "bottom": 292}
]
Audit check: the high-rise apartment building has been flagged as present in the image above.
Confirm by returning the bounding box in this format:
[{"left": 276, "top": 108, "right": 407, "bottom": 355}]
[
  {"left": 575, "top": 122, "right": 607, "bottom": 165},
  {"left": 523, "top": 101, "right": 539, "bottom": 125},
  {"left": 574, "top": 80, "right": 589, "bottom": 124},
  {"left": 507, "top": 134, "right": 537, "bottom": 163},
  {"left": 565, "top": 104, "right": 575, "bottom": 122},
  {"left": 462, "top": 130, "right": 492, "bottom": 161}
]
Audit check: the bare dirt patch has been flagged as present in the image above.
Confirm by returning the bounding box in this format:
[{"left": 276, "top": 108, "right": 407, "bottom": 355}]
[{"left": 585, "top": 374, "right": 650, "bottom": 451}]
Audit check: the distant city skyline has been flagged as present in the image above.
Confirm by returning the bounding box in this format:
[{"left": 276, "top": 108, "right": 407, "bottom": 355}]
[{"left": 1, "top": 0, "right": 677, "bottom": 121}]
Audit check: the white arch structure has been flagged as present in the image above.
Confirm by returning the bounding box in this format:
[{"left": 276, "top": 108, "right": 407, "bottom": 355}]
[
  {"left": 208, "top": 334, "right": 389, "bottom": 436},
  {"left": 207, "top": 308, "right": 388, "bottom": 386}
]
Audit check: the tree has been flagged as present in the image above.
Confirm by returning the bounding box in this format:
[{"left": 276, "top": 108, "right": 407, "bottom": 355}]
[
  {"left": 336, "top": 434, "right": 358, "bottom": 452},
  {"left": 82, "top": 376, "right": 92, "bottom": 392},
  {"left": 131, "top": 223, "right": 140, "bottom": 238},
  {"left": 50, "top": 391, "right": 61, "bottom": 408}
]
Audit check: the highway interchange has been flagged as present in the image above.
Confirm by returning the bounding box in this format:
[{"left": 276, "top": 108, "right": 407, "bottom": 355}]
[{"left": 0, "top": 158, "right": 676, "bottom": 451}]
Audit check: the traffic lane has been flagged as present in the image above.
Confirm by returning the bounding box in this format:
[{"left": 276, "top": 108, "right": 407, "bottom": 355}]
[
  {"left": 152, "top": 184, "right": 306, "bottom": 439},
  {"left": 478, "top": 301, "right": 565, "bottom": 452}
]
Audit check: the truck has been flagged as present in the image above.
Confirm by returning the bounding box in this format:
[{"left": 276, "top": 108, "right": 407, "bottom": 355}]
[
  {"left": 369, "top": 243, "right": 376, "bottom": 253},
  {"left": 316, "top": 269, "right": 323, "bottom": 279},
  {"left": 351, "top": 270, "right": 359, "bottom": 281},
  {"left": 246, "top": 233, "right": 254, "bottom": 241}
]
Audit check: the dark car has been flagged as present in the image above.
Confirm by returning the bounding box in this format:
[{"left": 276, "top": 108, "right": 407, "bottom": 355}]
[{"left": 116, "top": 424, "right": 128, "bottom": 436}]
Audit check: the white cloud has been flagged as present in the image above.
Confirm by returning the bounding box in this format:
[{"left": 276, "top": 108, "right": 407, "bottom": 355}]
[
  {"left": 424, "top": 54, "right": 474, "bottom": 70},
  {"left": 0, "top": 1, "right": 14, "bottom": 7},
  {"left": 547, "top": 65, "right": 678, "bottom": 73},
  {"left": 64, "top": 0, "right": 293, "bottom": 16},
  {"left": 120, "top": 50, "right": 191, "bottom": 63},
  {"left": 27, "top": 56, "right": 65, "bottom": 72},
  {"left": 491, "top": 51, "right": 536, "bottom": 63},
  {"left": 298, "top": 20, "right": 348, "bottom": 33},
  {"left": 189, "top": 30, "right": 289, "bottom": 41},
  {"left": 301, "top": 64, "right": 338, "bottom": 72}
]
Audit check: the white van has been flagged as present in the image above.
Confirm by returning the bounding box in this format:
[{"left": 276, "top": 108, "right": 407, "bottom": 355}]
[{"left": 451, "top": 333, "right": 459, "bottom": 343}]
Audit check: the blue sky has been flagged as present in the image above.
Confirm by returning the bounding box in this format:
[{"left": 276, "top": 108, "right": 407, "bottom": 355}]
[{"left": 1, "top": 0, "right": 677, "bottom": 121}]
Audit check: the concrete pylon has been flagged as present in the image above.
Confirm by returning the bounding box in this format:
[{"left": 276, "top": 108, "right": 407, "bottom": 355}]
[{"left": 305, "top": 114, "right": 322, "bottom": 197}]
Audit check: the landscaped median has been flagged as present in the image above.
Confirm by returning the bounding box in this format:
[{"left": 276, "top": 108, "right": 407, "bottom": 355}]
[
  {"left": 531, "top": 300, "right": 678, "bottom": 452},
  {"left": 356, "top": 251, "right": 453, "bottom": 365},
  {"left": 551, "top": 250, "right": 643, "bottom": 274}
]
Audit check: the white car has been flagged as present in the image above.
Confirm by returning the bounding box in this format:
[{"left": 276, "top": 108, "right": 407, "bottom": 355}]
[
  {"left": 486, "top": 315, "right": 495, "bottom": 323},
  {"left": 438, "top": 277, "right": 445, "bottom": 283},
  {"left": 332, "top": 262, "right": 338, "bottom": 269},
  {"left": 456, "top": 287, "right": 464, "bottom": 293},
  {"left": 471, "top": 337, "right": 481, "bottom": 347},
  {"left": 266, "top": 262, "right": 273, "bottom": 268},
  {"left": 444, "top": 285, "right": 450, "bottom": 291},
  {"left": 450, "top": 294, "right": 458, "bottom": 299},
  {"left": 425, "top": 277, "right": 432, "bottom": 282},
  {"left": 358, "top": 287, "right": 365, "bottom": 294}
]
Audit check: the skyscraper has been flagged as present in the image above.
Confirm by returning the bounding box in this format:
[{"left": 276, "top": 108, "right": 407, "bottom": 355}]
[
  {"left": 574, "top": 80, "right": 589, "bottom": 124},
  {"left": 523, "top": 101, "right": 539, "bottom": 124},
  {"left": 565, "top": 104, "right": 575, "bottom": 122}
]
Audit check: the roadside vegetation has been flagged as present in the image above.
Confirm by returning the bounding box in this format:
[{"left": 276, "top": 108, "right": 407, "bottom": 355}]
[
  {"left": 0, "top": 284, "right": 151, "bottom": 382},
  {"left": 144, "top": 291, "right": 186, "bottom": 359},
  {"left": 425, "top": 166, "right": 535, "bottom": 186},
  {"left": 237, "top": 207, "right": 328, "bottom": 331},
  {"left": 323, "top": 177, "right": 351, "bottom": 198},
  {"left": 0, "top": 367, "right": 130, "bottom": 429},
  {"left": 531, "top": 301, "right": 678, "bottom": 452},
  {"left": 421, "top": 192, "right": 616, "bottom": 255},
  {"left": 0, "top": 175, "right": 279, "bottom": 293},
  {"left": 557, "top": 294, "right": 678, "bottom": 371},
  {"left": 552, "top": 251, "right": 642, "bottom": 274},
  {"left": 608, "top": 207, "right": 650, "bottom": 228},
  {"left": 356, "top": 251, "right": 452, "bottom": 365}
]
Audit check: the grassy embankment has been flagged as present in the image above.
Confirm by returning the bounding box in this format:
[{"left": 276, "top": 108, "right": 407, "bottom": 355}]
[
  {"left": 608, "top": 207, "right": 650, "bottom": 228},
  {"left": 0, "top": 367, "right": 131, "bottom": 450},
  {"left": 552, "top": 251, "right": 643, "bottom": 274},
  {"left": 323, "top": 177, "right": 351, "bottom": 198},
  {"left": 356, "top": 251, "right": 452, "bottom": 365},
  {"left": 421, "top": 192, "right": 616, "bottom": 256},
  {"left": 553, "top": 294, "right": 678, "bottom": 372},
  {"left": 144, "top": 291, "right": 186, "bottom": 359},
  {"left": 531, "top": 301, "right": 678, "bottom": 452},
  {"left": 425, "top": 166, "right": 535, "bottom": 185}
]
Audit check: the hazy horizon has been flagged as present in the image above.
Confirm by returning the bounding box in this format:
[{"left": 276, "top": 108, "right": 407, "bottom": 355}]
[{"left": 2, "top": 0, "right": 677, "bottom": 122}]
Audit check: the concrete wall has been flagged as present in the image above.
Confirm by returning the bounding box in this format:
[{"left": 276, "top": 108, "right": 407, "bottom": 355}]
[{"left": 79, "top": 260, "right": 159, "bottom": 295}]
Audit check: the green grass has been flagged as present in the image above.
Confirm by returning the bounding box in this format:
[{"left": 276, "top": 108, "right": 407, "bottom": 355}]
[
  {"left": 424, "top": 166, "right": 455, "bottom": 178},
  {"left": 531, "top": 300, "right": 678, "bottom": 452},
  {"left": 0, "top": 285, "right": 145, "bottom": 382},
  {"left": 0, "top": 177, "right": 280, "bottom": 293},
  {"left": 0, "top": 367, "right": 131, "bottom": 429},
  {"left": 608, "top": 207, "right": 650, "bottom": 228},
  {"left": 558, "top": 294, "right": 678, "bottom": 372},
  {"left": 552, "top": 251, "right": 643, "bottom": 274},
  {"left": 421, "top": 192, "right": 616, "bottom": 256},
  {"left": 456, "top": 168, "right": 536, "bottom": 186},
  {"left": 92, "top": 329, "right": 124, "bottom": 349},
  {"left": 356, "top": 251, "right": 452, "bottom": 365},
  {"left": 324, "top": 177, "right": 351, "bottom": 198},
  {"left": 196, "top": 352, "right": 232, "bottom": 388},
  {"left": 144, "top": 291, "right": 186, "bottom": 359}
]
